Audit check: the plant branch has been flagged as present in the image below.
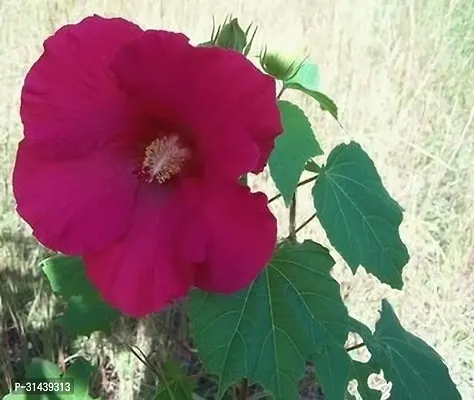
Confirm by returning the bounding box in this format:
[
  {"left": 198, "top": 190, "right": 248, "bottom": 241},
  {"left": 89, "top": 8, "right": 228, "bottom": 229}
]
[
  {"left": 345, "top": 342, "right": 365, "bottom": 352},
  {"left": 238, "top": 378, "right": 249, "bottom": 400},
  {"left": 277, "top": 87, "right": 285, "bottom": 99},
  {"left": 295, "top": 212, "right": 317, "bottom": 234},
  {"left": 118, "top": 341, "right": 162, "bottom": 378},
  {"left": 289, "top": 193, "right": 297, "bottom": 242},
  {"left": 268, "top": 176, "right": 317, "bottom": 204}
]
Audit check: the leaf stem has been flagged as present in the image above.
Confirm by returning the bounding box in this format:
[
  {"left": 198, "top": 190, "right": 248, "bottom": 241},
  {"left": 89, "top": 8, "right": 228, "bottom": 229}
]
[
  {"left": 277, "top": 87, "right": 285, "bottom": 99},
  {"left": 345, "top": 342, "right": 365, "bottom": 352},
  {"left": 238, "top": 378, "right": 249, "bottom": 400},
  {"left": 295, "top": 212, "right": 317, "bottom": 234},
  {"left": 289, "top": 194, "right": 297, "bottom": 242},
  {"left": 268, "top": 175, "right": 317, "bottom": 204},
  {"left": 118, "top": 341, "right": 162, "bottom": 378}
]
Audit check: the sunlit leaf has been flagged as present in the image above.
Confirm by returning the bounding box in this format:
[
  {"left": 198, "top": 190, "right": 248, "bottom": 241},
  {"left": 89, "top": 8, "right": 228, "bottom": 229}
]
[
  {"left": 350, "top": 300, "right": 462, "bottom": 400},
  {"left": 312, "top": 142, "right": 409, "bottom": 288},
  {"left": 284, "top": 82, "right": 339, "bottom": 122},
  {"left": 348, "top": 360, "right": 380, "bottom": 400},
  {"left": 269, "top": 101, "right": 323, "bottom": 206}
]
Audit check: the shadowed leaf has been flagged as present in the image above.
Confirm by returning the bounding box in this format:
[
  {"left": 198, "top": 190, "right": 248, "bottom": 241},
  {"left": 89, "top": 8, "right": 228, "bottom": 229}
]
[
  {"left": 156, "top": 361, "right": 194, "bottom": 400},
  {"left": 42, "top": 255, "right": 120, "bottom": 336},
  {"left": 3, "top": 357, "right": 96, "bottom": 399},
  {"left": 189, "top": 240, "right": 351, "bottom": 400}
]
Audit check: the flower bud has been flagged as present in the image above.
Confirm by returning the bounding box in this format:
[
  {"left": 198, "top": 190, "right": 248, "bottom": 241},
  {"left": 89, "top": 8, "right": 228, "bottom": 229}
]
[
  {"left": 259, "top": 47, "right": 304, "bottom": 81},
  {"left": 215, "top": 17, "right": 247, "bottom": 52}
]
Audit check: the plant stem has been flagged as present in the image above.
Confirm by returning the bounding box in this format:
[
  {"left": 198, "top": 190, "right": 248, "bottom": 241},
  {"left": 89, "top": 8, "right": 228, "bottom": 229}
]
[
  {"left": 295, "top": 212, "right": 317, "bottom": 234},
  {"left": 289, "top": 193, "right": 297, "bottom": 242},
  {"left": 268, "top": 176, "right": 317, "bottom": 204},
  {"left": 238, "top": 378, "right": 249, "bottom": 400},
  {"left": 277, "top": 87, "right": 285, "bottom": 99},
  {"left": 346, "top": 342, "right": 365, "bottom": 352}
]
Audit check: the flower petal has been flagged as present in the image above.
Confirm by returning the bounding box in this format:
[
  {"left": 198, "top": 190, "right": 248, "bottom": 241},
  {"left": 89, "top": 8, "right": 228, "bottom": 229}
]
[
  {"left": 21, "top": 15, "right": 143, "bottom": 158},
  {"left": 83, "top": 183, "right": 205, "bottom": 317},
  {"left": 237, "top": 89, "right": 283, "bottom": 173},
  {"left": 13, "top": 140, "right": 138, "bottom": 255},
  {"left": 111, "top": 30, "right": 281, "bottom": 179},
  {"left": 194, "top": 183, "right": 277, "bottom": 293}
]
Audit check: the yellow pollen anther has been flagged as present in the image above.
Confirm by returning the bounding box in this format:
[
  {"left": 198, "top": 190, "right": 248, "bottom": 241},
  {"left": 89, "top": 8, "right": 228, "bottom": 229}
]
[{"left": 141, "top": 135, "right": 190, "bottom": 184}]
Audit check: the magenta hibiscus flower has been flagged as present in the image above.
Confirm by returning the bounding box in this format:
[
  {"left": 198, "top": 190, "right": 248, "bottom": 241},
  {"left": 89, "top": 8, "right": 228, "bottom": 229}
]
[{"left": 13, "top": 15, "right": 282, "bottom": 317}]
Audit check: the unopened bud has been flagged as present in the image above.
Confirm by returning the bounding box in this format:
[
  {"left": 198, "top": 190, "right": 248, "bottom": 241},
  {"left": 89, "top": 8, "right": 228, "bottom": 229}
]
[
  {"left": 259, "top": 47, "right": 304, "bottom": 81},
  {"left": 215, "top": 17, "right": 247, "bottom": 52}
]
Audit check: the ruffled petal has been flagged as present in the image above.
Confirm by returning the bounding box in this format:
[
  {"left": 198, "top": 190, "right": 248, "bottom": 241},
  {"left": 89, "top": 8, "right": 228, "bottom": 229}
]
[
  {"left": 194, "top": 183, "right": 277, "bottom": 293},
  {"left": 111, "top": 30, "right": 281, "bottom": 180},
  {"left": 20, "top": 15, "right": 143, "bottom": 158},
  {"left": 83, "top": 183, "right": 206, "bottom": 317},
  {"left": 13, "top": 140, "right": 138, "bottom": 255},
  {"left": 236, "top": 89, "right": 283, "bottom": 173}
]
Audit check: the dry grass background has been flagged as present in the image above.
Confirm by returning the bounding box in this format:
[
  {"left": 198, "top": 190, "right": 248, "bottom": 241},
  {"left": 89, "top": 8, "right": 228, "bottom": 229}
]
[{"left": 1, "top": 0, "right": 473, "bottom": 399}]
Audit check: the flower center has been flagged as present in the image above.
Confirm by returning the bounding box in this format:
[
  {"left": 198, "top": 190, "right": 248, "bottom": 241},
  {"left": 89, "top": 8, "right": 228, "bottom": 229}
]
[{"left": 139, "top": 135, "right": 190, "bottom": 184}]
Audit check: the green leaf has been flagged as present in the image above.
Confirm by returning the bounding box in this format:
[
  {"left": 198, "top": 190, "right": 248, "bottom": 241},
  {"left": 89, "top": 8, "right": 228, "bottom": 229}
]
[
  {"left": 285, "top": 62, "right": 320, "bottom": 91},
  {"left": 42, "top": 255, "right": 120, "bottom": 336},
  {"left": 348, "top": 360, "right": 380, "bottom": 400},
  {"left": 43, "top": 256, "right": 92, "bottom": 296},
  {"left": 312, "top": 142, "right": 409, "bottom": 289},
  {"left": 60, "top": 294, "right": 121, "bottom": 337},
  {"left": 4, "top": 357, "right": 96, "bottom": 400},
  {"left": 188, "top": 240, "right": 351, "bottom": 400},
  {"left": 25, "top": 358, "right": 61, "bottom": 378},
  {"left": 351, "top": 300, "right": 462, "bottom": 400},
  {"left": 156, "top": 361, "right": 194, "bottom": 400},
  {"left": 63, "top": 358, "right": 96, "bottom": 399},
  {"left": 284, "top": 82, "right": 339, "bottom": 122},
  {"left": 269, "top": 101, "right": 323, "bottom": 206}
]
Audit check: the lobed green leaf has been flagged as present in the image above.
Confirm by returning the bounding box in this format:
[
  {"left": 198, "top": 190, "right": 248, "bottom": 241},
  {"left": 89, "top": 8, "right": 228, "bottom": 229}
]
[
  {"left": 189, "top": 240, "right": 351, "bottom": 400},
  {"left": 312, "top": 141, "right": 409, "bottom": 289},
  {"left": 3, "top": 357, "right": 96, "bottom": 400},
  {"left": 42, "top": 255, "right": 120, "bottom": 336},
  {"left": 156, "top": 361, "right": 194, "bottom": 400},
  {"left": 349, "top": 300, "right": 461, "bottom": 400},
  {"left": 269, "top": 101, "right": 323, "bottom": 206}
]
